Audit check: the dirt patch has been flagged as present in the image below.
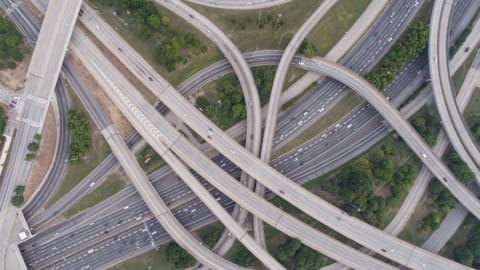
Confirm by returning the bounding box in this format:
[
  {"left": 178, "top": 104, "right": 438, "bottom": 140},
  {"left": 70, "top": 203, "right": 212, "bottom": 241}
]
[
  {"left": 66, "top": 55, "right": 134, "bottom": 138},
  {"left": 24, "top": 105, "right": 57, "bottom": 201},
  {"left": 0, "top": 52, "right": 31, "bottom": 91}
]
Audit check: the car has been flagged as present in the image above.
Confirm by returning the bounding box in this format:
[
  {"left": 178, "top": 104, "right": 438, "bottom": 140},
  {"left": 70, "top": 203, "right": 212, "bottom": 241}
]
[
  {"left": 299, "top": 61, "right": 304, "bottom": 65},
  {"left": 347, "top": 124, "right": 352, "bottom": 129},
  {"left": 88, "top": 249, "right": 94, "bottom": 254},
  {"left": 123, "top": 205, "right": 129, "bottom": 210},
  {"left": 89, "top": 182, "right": 95, "bottom": 187},
  {"left": 422, "top": 153, "right": 427, "bottom": 158},
  {"left": 387, "top": 37, "right": 392, "bottom": 42},
  {"left": 95, "top": 25, "right": 100, "bottom": 30},
  {"left": 465, "top": 47, "right": 470, "bottom": 53}
]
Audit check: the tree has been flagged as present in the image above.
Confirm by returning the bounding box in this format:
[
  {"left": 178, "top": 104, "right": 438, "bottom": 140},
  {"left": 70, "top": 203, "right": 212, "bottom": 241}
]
[
  {"left": 455, "top": 247, "right": 474, "bottom": 266},
  {"left": 165, "top": 242, "right": 195, "bottom": 269},
  {"left": 233, "top": 246, "right": 254, "bottom": 267},
  {"left": 299, "top": 39, "right": 317, "bottom": 58},
  {"left": 445, "top": 151, "right": 475, "bottom": 184},
  {"left": 34, "top": 133, "right": 42, "bottom": 141},
  {"left": 147, "top": 15, "right": 162, "bottom": 31},
  {"left": 294, "top": 246, "right": 324, "bottom": 270},
  {"left": 27, "top": 142, "right": 40, "bottom": 152},
  {"left": 25, "top": 152, "right": 35, "bottom": 161},
  {"left": 66, "top": 110, "right": 91, "bottom": 163},
  {"left": 14, "top": 185, "right": 25, "bottom": 195},
  {"left": 11, "top": 195, "right": 23, "bottom": 206},
  {"left": 467, "top": 239, "right": 480, "bottom": 264}
]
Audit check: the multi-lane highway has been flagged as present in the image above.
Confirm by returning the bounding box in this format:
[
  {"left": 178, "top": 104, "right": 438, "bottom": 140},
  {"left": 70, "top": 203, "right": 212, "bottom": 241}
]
[
  {"left": 30, "top": 0, "right": 423, "bottom": 231},
  {"left": 429, "top": 0, "right": 480, "bottom": 183},
  {"left": 20, "top": 2, "right": 478, "bottom": 266},
  {"left": 72, "top": 8, "right": 477, "bottom": 265},
  {"left": 70, "top": 25, "right": 396, "bottom": 270},
  {"left": 101, "top": 125, "right": 278, "bottom": 270},
  {"left": 9, "top": 1, "right": 480, "bottom": 268}
]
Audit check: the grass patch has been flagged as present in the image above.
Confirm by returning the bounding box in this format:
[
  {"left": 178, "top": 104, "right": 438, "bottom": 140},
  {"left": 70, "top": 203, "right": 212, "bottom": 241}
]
[
  {"left": 284, "top": 68, "right": 308, "bottom": 89},
  {"left": 88, "top": 0, "right": 223, "bottom": 87},
  {"left": 188, "top": 0, "right": 325, "bottom": 52},
  {"left": 274, "top": 92, "right": 363, "bottom": 158},
  {"left": 136, "top": 144, "right": 165, "bottom": 174},
  {"left": 63, "top": 171, "right": 127, "bottom": 218},
  {"left": 46, "top": 87, "right": 111, "bottom": 208},
  {"left": 108, "top": 245, "right": 175, "bottom": 270},
  {"left": 195, "top": 221, "right": 224, "bottom": 248},
  {"left": 440, "top": 215, "right": 478, "bottom": 260},
  {"left": 398, "top": 195, "right": 434, "bottom": 245},
  {"left": 451, "top": 45, "right": 479, "bottom": 93},
  {"left": 308, "top": 0, "right": 372, "bottom": 56}
]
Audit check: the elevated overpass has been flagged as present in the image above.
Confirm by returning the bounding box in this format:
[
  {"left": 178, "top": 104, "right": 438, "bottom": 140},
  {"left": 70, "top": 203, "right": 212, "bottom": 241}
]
[
  {"left": 71, "top": 21, "right": 397, "bottom": 269},
  {"left": 429, "top": 0, "right": 480, "bottom": 183},
  {"left": 67, "top": 1, "right": 479, "bottom": 267},
  {"left": 72, "top": 12, "right": 471, "bottom": 266},
  {"left": 101, "top": 125, "right": 282, "bottom": 270},
  {"left": 0, "top": 0, "right": 82, "bottom": 210},
  {"left": 255, "top": 0, "right": 337, "bottom": 248}
]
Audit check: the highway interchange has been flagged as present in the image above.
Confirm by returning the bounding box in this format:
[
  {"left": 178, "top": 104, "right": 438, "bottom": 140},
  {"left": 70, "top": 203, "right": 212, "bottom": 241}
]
[{"left": 0, "top": 0, "right": 480, "bottom": 268}]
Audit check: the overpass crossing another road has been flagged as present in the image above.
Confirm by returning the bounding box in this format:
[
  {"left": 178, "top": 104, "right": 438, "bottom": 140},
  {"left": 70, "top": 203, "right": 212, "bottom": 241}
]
[{"left": 0, "top": 0, "right": 82, "bottom": 211}]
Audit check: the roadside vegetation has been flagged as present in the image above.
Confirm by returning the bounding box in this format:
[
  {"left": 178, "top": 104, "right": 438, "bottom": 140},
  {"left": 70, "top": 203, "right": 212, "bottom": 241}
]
[
  {"left": 195, "top": 66, "right": 275, "bottom": 130},
  {"left": 136, "top": 144, "right": 165, "bottom": 174},
  {"left": 63, "top": 172, "right": 126, "bottom": 217},
  {"left": 46, "top": 88, "right": 110, "bottom": 207},
  {"left": 66, "top": 109, "right": 91, "bottom": 164},
  {"left": 165, "top": 242, "right": 196, "bottom": 269},
  {"left": 189, "top": 0, "right": 325, "bottom": 51},
  {"left": 90, "top": 0, "right": 220, "bottom": 85},
  {"left": 410, "top": 105, "right": 441, "bottom": 146},
  {"left": 365, "top": 22, "right": 429, "bottom": 90},
  {"left": 95, "top": 0, "right": 207, "bottom": 72},
  {"left": 11, "top": 185, "right": 25, "bottom": 206},
  {"left": 321, "top": 137, "right": 418, "bottom": 227},
  {"left": 275, "top": 238, "right": 326, "bottom": 269},
  {"left": 0, "top": 16, "right": 25, "bottom": 70},
  {"left": 465, "top": 88, "right": 480, "bottom": 144},
  {"left": 25, "top": 133, "right": 42, "bottom": 161},
  {"left": 0, "top": 106, "right": 5, "bottom": 134},
  {"left": 298, "top": 39, "right": 317, "bottom": 58}
]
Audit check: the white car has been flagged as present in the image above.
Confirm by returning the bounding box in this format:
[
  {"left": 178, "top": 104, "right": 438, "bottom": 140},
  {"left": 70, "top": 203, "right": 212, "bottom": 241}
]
[{"left": 89, "top": 182, "right": 95, "bottom": 188}]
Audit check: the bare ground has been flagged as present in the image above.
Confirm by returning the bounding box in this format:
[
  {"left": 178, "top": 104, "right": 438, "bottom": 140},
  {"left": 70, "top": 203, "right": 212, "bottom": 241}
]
[
  {"left": 24, "top": 105, "right": 57, "bottom": 201},
  {"left": 0, "top": 52, "right": 31, "bottom": 91},
  {"left": 68, "top": 55, "right": 134, "bottom": 138}
]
